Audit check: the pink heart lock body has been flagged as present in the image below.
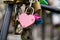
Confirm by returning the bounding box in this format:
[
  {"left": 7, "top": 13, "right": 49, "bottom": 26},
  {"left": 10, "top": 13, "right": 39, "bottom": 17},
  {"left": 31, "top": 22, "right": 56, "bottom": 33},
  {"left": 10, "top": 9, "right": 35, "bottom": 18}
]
[
  {"left": 34, "top": 13, "right": 41, "bottom": 21},
  {"left": 18, "top": 13, "right": 35, "bottom": 28}
]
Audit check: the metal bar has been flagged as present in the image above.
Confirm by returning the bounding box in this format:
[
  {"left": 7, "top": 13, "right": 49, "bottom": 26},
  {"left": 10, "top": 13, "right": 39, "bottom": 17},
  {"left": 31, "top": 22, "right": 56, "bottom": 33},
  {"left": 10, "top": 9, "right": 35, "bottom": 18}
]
[
  {"left": 0, "top": 4, "right": 13, "bottom": 40},
  {"left": 41, "top": 5, "right": 60, "bottom": 13},
  {"left": 50, "top": 15, "right": 54, "bottom": 40},
  {"left": 58, "top": 32, "right": 60, "bottom": 40},
  {"left": 42, "top": 10, "right": 46, "bottom": 40},
  {"left": 50, "top": 26, "right": 54, "bottom": 40}
]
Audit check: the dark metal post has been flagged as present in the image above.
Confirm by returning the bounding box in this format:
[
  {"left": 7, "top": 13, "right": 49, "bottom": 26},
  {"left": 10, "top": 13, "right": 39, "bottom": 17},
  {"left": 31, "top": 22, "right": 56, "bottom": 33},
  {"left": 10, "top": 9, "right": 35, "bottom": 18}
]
[
  {"left": 50, "top": 17, "right": 54, "bottom": 40},
  {"left": 42, "top": 10, "right": 46, "bottom": 40},
  {"left": 0, "top": 4, "right": 13, "bottom": 40},
  {"left": 41, "top": 5, "right": 60, "bottom": 13}
]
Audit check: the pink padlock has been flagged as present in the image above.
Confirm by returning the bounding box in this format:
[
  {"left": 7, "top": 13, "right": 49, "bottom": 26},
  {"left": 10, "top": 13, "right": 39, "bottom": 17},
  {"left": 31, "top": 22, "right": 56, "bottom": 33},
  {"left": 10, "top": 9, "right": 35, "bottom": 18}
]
[
  {"left": 18, "top": 13, "right": 35, "bottom": 28},
  {"left": 34, "top": 13, "right": 41, "bottom": 21}
]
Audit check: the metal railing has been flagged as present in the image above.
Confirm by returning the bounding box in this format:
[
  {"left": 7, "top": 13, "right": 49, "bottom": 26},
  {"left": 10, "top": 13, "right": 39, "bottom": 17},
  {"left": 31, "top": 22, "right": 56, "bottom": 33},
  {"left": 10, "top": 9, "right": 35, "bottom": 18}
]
[{"left": 0, "top": 4, "right": 60, "bottom": 40}]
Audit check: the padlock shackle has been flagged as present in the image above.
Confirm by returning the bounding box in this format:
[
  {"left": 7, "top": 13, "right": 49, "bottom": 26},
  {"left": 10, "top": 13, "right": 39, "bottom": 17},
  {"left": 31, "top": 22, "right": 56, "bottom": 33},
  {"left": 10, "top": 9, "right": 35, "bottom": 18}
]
[{"left": 26, "top": 7, "right": 34, "bottom": 14}]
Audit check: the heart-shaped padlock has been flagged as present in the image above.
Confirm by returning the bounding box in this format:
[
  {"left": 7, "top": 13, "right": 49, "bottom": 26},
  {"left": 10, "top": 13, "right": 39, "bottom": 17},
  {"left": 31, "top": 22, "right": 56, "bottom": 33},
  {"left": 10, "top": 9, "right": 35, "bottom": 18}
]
[{"left": 18, "top": 7, "right": 35, "bottom": 28}]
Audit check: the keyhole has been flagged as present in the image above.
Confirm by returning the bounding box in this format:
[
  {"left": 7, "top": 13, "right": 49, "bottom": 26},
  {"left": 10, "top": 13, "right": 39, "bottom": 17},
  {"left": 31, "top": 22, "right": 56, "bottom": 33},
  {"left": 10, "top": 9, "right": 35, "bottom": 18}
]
[
  {"left": 27, "top": 36, "right": 30, "bottom": 39},
  {"left": 32, "top": 19, "right": 33, "bottom": 21}
]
